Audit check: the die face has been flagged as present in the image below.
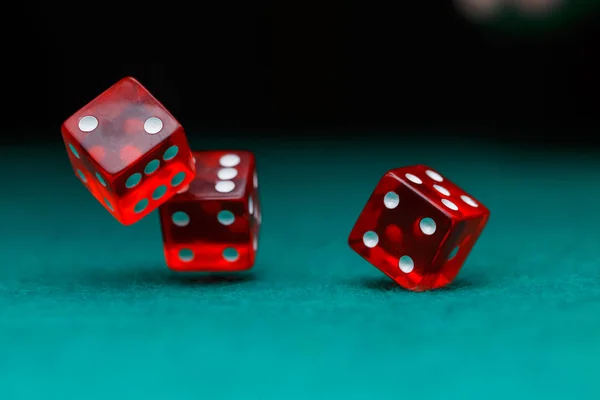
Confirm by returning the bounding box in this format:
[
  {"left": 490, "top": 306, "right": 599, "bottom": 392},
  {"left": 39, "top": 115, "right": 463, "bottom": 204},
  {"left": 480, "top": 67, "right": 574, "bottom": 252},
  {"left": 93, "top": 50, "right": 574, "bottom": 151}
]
[
  {"left": 61, "top": 77, "right": 179, "bottom": 174},
  {"left": 248, "top": 172, "right": 261, "bottom": 239},
  {"left": 158, "top": 150, "right": 260, "bottom": 272},
  {"left": 186, "top": 150, "right": 253, "bottom": 200},
  {"left": 61, "top": 77, "right": 195, "bottom": 225},
  {"left": 389, "top": 165, "right": 489, "bottom": 221},
  {"left": 160, "top": 198, "right": 256, "bottom": 272},
  {"left": 348, "top": 165, "right": 489, "bottom": 291}
]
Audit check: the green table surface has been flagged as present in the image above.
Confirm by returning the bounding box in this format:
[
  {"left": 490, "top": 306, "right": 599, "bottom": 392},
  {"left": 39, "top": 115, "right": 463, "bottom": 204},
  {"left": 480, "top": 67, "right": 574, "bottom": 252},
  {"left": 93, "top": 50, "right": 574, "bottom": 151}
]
[{"left": 1, "top": 135, "right": 599, "bottom": 399}]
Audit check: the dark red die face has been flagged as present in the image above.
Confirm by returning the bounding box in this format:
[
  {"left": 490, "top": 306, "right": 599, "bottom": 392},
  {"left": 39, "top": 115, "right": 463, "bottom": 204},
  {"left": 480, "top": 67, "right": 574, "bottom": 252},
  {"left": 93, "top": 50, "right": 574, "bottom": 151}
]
[
  {"left": 61, "top": 77, "right": 195, "bottom": 225},
  {"left": 348, "top": 165, "right": 489, "bottom": 291},
  {"left": 158, "top": 150, "right": 261, "bottom": 272}
]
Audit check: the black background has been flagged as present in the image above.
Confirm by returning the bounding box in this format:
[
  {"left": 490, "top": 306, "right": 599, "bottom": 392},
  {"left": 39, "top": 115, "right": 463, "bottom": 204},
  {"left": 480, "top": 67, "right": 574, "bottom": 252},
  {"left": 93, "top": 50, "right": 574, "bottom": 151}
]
[{"left": 5, "top": 3, "right": 600, "bottom": 148}]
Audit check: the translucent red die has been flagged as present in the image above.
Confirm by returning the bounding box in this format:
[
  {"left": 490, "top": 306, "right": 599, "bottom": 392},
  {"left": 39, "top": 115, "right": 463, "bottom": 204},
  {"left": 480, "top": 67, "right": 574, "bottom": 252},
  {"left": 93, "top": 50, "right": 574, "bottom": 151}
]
[
  {"left": 348, "top": 165, "right": 490, "bottom": 291},
  {"left": 61, "top": 77, "right": 195, "bottom": 225},
  {"left": 158, "top": 150, "right": 261, "bottom": 272}
]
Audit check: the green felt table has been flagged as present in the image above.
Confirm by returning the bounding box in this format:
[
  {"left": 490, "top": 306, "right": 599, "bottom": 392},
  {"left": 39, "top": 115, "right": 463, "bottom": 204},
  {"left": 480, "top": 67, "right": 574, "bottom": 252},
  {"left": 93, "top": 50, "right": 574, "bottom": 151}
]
[{"left": 1, "top": 135, "right": 599, "bottom": 399}]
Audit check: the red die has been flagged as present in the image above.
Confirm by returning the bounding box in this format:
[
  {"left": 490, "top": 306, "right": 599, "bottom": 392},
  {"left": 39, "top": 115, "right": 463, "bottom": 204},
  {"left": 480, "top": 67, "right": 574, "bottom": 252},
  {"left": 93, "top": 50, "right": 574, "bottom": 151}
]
[
  {"left": 158, "top": 150, "right": 261, "bottom": 272},
  {"left": 61, "top": 77, "right": 195, "bottom": 226},
  {"left": 348, "top": 165, "right": 490, "bottom": 291}
]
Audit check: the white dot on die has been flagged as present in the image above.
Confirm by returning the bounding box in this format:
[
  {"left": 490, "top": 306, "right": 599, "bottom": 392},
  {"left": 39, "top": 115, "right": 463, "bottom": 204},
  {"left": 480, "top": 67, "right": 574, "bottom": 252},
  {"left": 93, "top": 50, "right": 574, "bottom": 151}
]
[
  {"left": 461, "top": 195, "right": 479, "bottom": 207},
  {"left": 223, "top": 247, "right": 239, "bottom": 262},
  {"left": 215, "top": 180, "right": 235, "bottom": 193},
  {"left": 363, "top": 231, "right": 379, "bottom": 248},
  {"left": 384, "top": 192, "right": 399, "bottom": 209},
  {"left": 442, "top": 199, "right": 459, "bottom": 211},
  {"left": 78, "top": 115, "right": 98, "bottom": 132},
  {"left": 172, "top": 211, "right": 190, "bottom": 227},
  {"left": 217, "top": 167, "right": 238, "bottom": 180},
  {"left": 248, "top": 196, "right": 254, "bottom": 215},
  {"left": 405, "top": 173, "right": 422, "bottom": 184},
  {"left": 179, "top": 249, "right": 194, "bottom": 262},
  {"left": 253, "top": 235, "right": 258, "bottom": 251},
  {"left": 399, "top": 256, "right": 414, "bottom": 273},
  {"left": 217, "top": 210, "right": 235, "bottom": 226},
  {"left": 76, "top": 169, "right": 87, "bottom": 182},
  {"left": 144, "top": 117, "right": 163, "bottom": 134},
  {"left": 434, "top": 185, "right": 450, "bottom": 196},
  {"left": 426, "top": 170, "right": 443, "bottom": 182},
  {"left": 448, "top": 246, "right": 459, "bottom": 260},
  {"left": 419, "top": 218, "right": 436, "bottom": 235},
  {"left": 220, "top": 154, "right": 240, "bottom": 167}
]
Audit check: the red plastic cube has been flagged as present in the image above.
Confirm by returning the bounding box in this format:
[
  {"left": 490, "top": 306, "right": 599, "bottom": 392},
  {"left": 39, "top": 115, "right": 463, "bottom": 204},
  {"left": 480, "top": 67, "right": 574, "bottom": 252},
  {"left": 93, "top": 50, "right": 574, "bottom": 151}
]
[
  {"left": 348, "top": 165, "right": 490, "bottom": 291},
  {"left": 158, "top": 150, "right": 261, "bottom": 272},
  {"left": 61, "top": 77, "right": 195, "bottom": 225}
]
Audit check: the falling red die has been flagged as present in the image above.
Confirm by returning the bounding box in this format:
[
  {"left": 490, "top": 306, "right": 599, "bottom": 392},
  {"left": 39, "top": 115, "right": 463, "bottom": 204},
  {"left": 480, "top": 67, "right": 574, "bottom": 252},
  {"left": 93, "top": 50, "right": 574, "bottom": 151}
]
[
  {"left": 159, "top": 150, "right": 261, "bottom": 272},
  {"left": 61, "top": 76, "right": 195, "bottom": 225},
  {"left": 348, "top": 165, "right": 490, "bottom": 291}
]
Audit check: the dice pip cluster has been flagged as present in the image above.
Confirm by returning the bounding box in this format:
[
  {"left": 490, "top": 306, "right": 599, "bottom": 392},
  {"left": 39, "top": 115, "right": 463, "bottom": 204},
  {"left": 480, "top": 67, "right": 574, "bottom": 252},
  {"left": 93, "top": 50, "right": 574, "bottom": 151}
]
[{"left": 61, "top": 77, "right": 489, "bottom": 291}]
